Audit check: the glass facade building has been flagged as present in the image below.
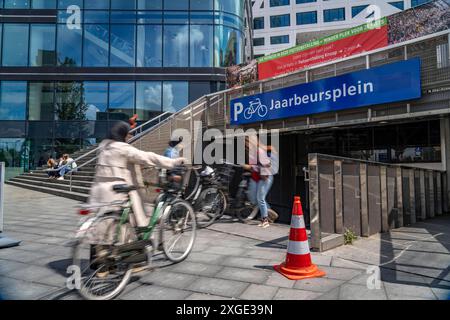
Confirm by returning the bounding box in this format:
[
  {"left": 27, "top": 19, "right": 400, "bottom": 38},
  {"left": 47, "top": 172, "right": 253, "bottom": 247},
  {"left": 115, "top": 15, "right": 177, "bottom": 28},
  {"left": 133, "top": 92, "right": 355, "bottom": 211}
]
[{"left": 0, "top": 0, "right": 248, "bottom": 174}]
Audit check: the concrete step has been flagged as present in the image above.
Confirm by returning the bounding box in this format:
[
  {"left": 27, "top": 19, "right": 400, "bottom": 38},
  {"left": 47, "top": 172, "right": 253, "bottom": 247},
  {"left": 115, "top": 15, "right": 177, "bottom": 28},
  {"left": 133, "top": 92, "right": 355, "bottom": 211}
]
[
  {"left": 39, "top": 163, "right": 97, "bottom": 171},
  {"left": 6, "top": 180, "right": 88, "bottom": 202},
  {"left": 10, "top": 177, "right": 91, "bottom": 195},
  {"left": 14, "top": 174, "right": 93, "bottom": 188},
  {"left": 22, "top": 173, "right": 94, "bottom": 182},
  {"left": 320, "top": 233, "right": 345, "bottom": 252},
  {"left": 31, "top": 169, "right": 96, "bottom": 176}
]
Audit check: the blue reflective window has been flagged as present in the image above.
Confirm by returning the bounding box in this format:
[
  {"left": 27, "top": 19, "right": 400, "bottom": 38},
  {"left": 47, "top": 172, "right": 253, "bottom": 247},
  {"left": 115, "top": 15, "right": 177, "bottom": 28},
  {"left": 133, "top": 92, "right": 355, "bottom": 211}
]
[
  {"left": 190, "top": 11, "right": 214, "bottom": 24},
  {"left": 2, "top": 24, "right": 29, "bottom": 67},
  {"left": 270, "top": 0, "right": 289, "bottom": 7},
  {"left": 164, "top": 0, "right": 188, "bottom": 10},
  {"left": 111, "top": 0, "right": 135, "bottom": 10},
  {"left": 110, "top": 24, "right": 136, "bottom": 67},
  {"left": 83, "top": 24, "right": 109, "bottom": 67},
  {"left": 164, "top": 11, "right": 189, "bottom": 24},
  {"left": 137, "top": 11, "right": 163, "bottom": 23},
  {"left": 84, "top": 10, "right": 110, "bottom": 23},
  {"left": 270, "top": 14, "right": 290, "bottom": 28},
  {"left": 270, "top": 35, "right": 289, "bottom": 44},
  {"left": 253, "top": 17, "right": 264, "bottom": 29},
  {"left": 54, "top": 82, "right": 84, "bottom": 120},
  {"left": 138, "top": 0, "right": 161, "bottom": 10},
  {"left": 163, "top": 25, "right": 189, "bottom": 67},
  {"left": 111, "top": 11, "right": 137, "bottom": 23},
  {"left": 214, "top": 12, "right": 243, "bottom": 29},
  {"left": 109, "top": 82, "right": 136, "bottom": 119},
  {"left": 58, "top": 0, "right": 82, "bottom": 8},
  {"left": 214, "top": 25, "right": 242, "bottom": 67},
  {"left": 296, "top": 0, "right": 316, "bottom": 3},
  {"left": 0, "top": 82, "right": 27, "bottom": 120},
  {"left": 296, "top": 11, "right": 317, "bottom": 25},
  {"left": 190, "top": 25, "right": 213, "bottom": 67},
  {"left": 83, "top": 82, "right": 108, "bottom": 121},
  {"left": 137, "top": 25, "right": 162, "bottom": 67},
  {"left": 389, "top": 1, "right": 404, "bottom": 10},
  {"left": 28, "top": 82, "right": 54, "bottom": 121},
  {"left": 85, "top": 0, "right": 109, "bottom": 9},
  {"left": 32, "top": 0, "right": 56, "bottom": 8},
  {"left": 411, "top": 0, "right": 431, "bottom": 7},
  {"left": 57, "top": 24, "right": 82, "bottom": 66},
  {"left": 190, "top": 0, "right": 213, "bottom": 10},
  {"left": 215, "top": 0, "right": 243, "bottom": 16},
  {"left": 163, "top": 81, "right": 188, "bottom": 113},
  {"left": 136, "top": 81, "right": 162, "bottom": 119},
  {"left": 29, "top": 24, "right": 56, "bottom": 66},
  {"left": 4, "top": 0, "right": 29, "bottom": 8},
  {"left": 324, "top": 8, "right": 345, "bottom": 22},
  {"left": 351, "top": 5, "right": 368, "bottom": 17}
]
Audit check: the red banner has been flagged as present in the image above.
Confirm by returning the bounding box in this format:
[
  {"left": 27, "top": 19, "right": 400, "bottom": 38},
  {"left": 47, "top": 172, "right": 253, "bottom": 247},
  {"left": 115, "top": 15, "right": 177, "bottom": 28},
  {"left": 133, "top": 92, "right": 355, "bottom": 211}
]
[{"left": 258, "top": 24, "right": 388, "bottom": 80}]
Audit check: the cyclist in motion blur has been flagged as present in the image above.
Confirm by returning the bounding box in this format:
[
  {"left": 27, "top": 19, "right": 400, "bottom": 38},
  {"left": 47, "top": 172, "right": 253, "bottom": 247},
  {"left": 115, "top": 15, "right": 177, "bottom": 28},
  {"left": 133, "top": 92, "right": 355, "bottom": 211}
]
[{"left": 88, "top": 121, "right": 186, "bottom": 228}]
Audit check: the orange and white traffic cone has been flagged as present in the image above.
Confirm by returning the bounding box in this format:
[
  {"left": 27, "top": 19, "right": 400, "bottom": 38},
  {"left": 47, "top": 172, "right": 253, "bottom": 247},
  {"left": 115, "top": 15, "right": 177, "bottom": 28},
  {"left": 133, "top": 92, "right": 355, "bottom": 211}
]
[{"left": 274, "top": 196, "right": 326, "bottom": 280}]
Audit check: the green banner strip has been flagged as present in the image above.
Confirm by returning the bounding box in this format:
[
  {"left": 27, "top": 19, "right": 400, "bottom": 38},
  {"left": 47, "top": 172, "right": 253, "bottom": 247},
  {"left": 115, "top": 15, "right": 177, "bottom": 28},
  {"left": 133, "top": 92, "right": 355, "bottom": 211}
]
[{"left": 257, "top": 17, "right": 388, "bottom": 64}]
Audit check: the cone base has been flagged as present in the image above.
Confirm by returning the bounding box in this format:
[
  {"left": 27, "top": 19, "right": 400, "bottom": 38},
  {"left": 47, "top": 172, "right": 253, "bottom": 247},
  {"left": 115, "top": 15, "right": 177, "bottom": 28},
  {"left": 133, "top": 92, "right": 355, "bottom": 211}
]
[{"left": 274, "top": 263, "right": 326, "bottom": 280}]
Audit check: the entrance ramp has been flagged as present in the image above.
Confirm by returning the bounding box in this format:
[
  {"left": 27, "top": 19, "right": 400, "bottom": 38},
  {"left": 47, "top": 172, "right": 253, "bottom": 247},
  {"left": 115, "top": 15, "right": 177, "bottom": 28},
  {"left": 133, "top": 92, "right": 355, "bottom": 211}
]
[{"left": 308, "top": 153, "right": 449, "bottom": 252}]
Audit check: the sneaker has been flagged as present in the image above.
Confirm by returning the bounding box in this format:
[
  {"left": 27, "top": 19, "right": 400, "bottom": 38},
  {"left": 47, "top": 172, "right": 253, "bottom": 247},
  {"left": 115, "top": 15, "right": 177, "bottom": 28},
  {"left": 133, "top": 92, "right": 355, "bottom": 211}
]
[
  {"left": 258, "top": 218, "right": 270, "bottom": 228},
  {"left": 57, "top": 176, "right": 64, "bottom": 180}
]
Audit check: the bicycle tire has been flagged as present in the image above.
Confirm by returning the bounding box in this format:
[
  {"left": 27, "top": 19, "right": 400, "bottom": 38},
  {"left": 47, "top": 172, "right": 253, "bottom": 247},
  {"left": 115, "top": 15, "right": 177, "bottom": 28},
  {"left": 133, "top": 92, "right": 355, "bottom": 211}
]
[
  {"left": 160, "top": 199, "right": 196, "bottom": 263},
  {"left": 72, "top": 215, "right": 134, "bottom": 300},
  {"left": 195, "top": 188, "right": 227, "bottom": 228},
  {"left": 237, "top": 205, "right": 259, "bottom": 222}
]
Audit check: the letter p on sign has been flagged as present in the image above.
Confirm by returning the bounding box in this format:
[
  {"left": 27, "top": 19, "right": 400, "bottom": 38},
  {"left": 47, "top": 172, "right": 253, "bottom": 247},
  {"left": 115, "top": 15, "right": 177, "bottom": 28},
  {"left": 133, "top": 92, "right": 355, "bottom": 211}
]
[{"left": 234, "top": 102, "right": 244, "bottom": 122}]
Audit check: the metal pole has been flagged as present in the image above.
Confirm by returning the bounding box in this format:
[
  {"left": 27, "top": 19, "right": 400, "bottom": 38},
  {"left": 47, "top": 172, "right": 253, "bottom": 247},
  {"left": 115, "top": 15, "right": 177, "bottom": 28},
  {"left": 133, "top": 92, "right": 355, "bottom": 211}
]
[{"left": 0, "top": 162, "right": 4, "bottom": 233}]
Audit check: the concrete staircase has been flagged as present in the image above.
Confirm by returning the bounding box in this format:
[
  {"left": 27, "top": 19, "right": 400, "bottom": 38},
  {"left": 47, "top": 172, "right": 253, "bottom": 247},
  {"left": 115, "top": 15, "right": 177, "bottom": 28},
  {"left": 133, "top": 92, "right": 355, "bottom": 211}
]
[
  {"left": 5, "top": 112, "right": 175, "bottom": 202},
  {"left": 6, "top": 145, "right": 97, "bottom": 202},
  {"left": 5, "top": 94, "right": 232, "bottom": 204}
]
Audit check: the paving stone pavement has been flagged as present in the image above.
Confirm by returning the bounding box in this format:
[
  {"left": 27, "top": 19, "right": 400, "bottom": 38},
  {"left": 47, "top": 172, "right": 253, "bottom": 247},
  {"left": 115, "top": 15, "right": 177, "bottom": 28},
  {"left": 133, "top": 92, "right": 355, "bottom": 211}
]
[{"left": 1, "top": 185, "right": 449, "bottom": 300}]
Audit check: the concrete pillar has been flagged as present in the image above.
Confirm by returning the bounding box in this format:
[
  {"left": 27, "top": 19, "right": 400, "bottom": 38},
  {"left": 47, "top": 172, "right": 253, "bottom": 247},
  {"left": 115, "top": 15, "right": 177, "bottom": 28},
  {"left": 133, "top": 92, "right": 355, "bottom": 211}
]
[
  {"left": 440, "top": 117, "right": 450, "bottom": 210},
  {"left": 334, "top": 160, "right": 343, "bottom": 234},
  {"left": 409, "top": 169, "right": 416, "bottom": 224},
  {"left": 396, "top": 167, "right": 404, "bottom": 228},
  {"left": 419, "top": 170, "right": 427, "bottom": 220},
  {"left": 428, "top": 171, "right": 435, "bottom": 218},
  {"left": 360, "top": 164, "right": 369, "bottom": 236},
  {"left": 308, "top": 154, "right": 321, "bottom": 251},
  {"left": 436, "top": 172, "right": 443, "bottom": 216},
  {"left": 380, "top": 166, "right": 389, "bottom": 232}
]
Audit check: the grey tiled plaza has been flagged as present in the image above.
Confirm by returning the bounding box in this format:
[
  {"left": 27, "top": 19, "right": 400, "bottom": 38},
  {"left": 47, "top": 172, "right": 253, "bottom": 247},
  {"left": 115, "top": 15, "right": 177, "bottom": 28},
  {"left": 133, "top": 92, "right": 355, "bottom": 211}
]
[{"left": 0, "top": 185, "right": 449, "bottom": 300}]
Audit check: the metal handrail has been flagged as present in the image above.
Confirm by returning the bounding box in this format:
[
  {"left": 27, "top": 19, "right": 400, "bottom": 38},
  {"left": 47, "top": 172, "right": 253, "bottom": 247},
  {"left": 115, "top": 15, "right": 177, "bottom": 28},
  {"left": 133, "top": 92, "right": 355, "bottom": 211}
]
[{"left": 68, "top": 112, "right": 171, "bottom": 192}]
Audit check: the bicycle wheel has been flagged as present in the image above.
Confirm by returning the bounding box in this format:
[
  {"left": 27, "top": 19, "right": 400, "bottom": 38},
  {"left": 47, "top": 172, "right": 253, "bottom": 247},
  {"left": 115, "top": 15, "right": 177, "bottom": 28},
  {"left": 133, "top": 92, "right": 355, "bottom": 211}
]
[
  {"left": 195, "top": 188, "right": 227, "bottom": 228},
  {"left": 72, "top": 215, "right": 136, "bottom": 300},
  {"left": 160, "top": 199, "right": 196, "bottom": 263},
  {"left": 237, "top": 204, "right": 259, "bottom": 222}
]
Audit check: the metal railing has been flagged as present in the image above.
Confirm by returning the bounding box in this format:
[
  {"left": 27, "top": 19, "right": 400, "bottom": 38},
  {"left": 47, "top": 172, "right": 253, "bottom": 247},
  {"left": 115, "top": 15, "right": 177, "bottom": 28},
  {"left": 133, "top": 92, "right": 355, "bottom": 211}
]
[
  {"left": 308, "top": 153, "right": 449, "bottom": 251},
  {"left": 67, "top": 112, "right": 171, "bottom": 192}
]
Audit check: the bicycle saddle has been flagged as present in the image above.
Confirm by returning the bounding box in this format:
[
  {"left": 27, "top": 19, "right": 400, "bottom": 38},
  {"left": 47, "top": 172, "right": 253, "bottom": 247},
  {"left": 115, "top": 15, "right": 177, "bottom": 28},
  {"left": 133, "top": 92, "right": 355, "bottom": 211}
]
[{"left": 112, "top": 184, "right": 137, "bottom": 193}]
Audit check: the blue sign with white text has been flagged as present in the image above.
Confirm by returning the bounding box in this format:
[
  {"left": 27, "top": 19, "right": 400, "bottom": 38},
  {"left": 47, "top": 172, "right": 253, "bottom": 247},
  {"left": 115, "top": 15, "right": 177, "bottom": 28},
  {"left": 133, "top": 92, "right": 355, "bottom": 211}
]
[{"left": 230, "top": 58, "right": 422, "bottom": 125}]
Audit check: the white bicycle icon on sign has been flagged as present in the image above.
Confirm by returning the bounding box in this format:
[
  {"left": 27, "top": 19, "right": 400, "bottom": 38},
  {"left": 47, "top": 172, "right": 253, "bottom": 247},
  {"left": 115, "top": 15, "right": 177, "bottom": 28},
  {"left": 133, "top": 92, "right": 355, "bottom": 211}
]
[{"left": 244, "top": 98, "right": 268, "bottom": 119}]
